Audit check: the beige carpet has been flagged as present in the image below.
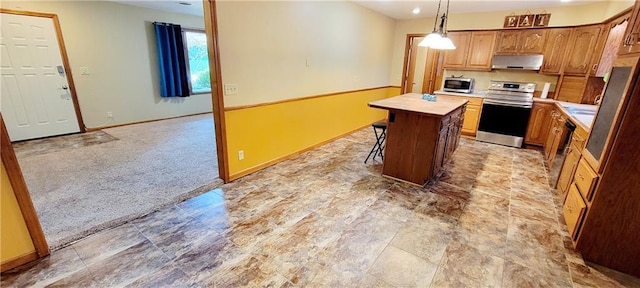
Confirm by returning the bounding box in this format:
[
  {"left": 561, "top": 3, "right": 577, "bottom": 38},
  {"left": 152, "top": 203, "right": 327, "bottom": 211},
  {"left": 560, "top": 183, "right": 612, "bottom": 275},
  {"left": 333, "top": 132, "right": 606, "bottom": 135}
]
[{"left": 15, "top": 114, "right": 222, "bottom": 249}]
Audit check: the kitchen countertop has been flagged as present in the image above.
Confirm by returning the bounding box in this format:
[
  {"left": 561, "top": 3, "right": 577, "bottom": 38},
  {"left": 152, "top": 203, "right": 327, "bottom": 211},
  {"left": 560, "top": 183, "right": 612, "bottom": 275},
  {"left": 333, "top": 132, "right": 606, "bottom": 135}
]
[
  {"left": 432, "top": 92, "right": 597, "bottom": 130},
  {"left": 433, "top": 90, "right": 486, "bottom": 98},
  {"left": 555, "top": 101, "right": 597, "bottom": 130},
  {"left": 369, "top": 93, "right": 468, "bottom": 116}
]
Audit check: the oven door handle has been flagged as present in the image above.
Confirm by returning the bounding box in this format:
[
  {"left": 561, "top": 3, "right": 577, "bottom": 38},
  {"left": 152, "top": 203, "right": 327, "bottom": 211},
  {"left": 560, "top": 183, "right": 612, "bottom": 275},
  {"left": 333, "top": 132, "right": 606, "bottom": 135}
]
[{"left": 483, "top": 99, "right": 532, "bottom": 108}]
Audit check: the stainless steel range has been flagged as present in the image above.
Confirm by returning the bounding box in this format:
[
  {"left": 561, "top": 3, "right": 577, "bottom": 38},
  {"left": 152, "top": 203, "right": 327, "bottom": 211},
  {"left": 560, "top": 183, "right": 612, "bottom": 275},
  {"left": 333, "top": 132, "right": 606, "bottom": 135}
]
[{"left": 476, "top": 81, "right": 536, "bottom": 147}]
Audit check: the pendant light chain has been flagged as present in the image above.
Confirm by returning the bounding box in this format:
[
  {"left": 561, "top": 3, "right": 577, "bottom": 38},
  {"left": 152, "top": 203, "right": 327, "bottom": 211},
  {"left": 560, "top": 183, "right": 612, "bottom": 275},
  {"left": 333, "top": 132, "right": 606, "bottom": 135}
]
[
  {"left": 444, "top": 0, "right": 450, "bottom": 34},
  {"left": 433, "top": 0, "right": 442, "bottom": 33}
]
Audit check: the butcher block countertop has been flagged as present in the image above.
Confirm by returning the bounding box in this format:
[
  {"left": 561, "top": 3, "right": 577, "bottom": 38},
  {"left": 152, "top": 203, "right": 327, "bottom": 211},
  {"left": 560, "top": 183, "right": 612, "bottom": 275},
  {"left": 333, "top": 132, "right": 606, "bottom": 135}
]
[{"left": 368, "top": 93, "right": 468, "bottom": 116}]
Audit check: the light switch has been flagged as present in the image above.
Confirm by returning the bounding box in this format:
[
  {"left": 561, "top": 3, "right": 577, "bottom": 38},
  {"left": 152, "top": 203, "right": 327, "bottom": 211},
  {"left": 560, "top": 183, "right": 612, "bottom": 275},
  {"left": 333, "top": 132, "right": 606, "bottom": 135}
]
[
  {"left": 224, "top": 84, "right": 238, "bottom": 95},
  {"left": 80, "top": 66, "right": 90, "bottom": 75}
]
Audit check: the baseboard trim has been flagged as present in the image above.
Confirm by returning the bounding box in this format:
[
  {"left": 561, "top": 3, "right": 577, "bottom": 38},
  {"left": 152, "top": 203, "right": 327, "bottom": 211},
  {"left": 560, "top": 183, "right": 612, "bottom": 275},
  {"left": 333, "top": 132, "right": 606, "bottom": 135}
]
[
  {"left": 1, "top": 251, "right": 38, "bottom": 272},
  {"left": 228, "top": 121, "right": 380, "bottom": 181},
  {"left": 85, "top": 112, "right": 213, "bottom": 131}
]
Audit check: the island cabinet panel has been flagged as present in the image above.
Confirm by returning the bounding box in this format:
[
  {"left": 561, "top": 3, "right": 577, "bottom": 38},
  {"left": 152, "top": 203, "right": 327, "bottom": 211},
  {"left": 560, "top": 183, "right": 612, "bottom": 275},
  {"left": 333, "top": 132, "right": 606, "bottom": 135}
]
[
  {"left": 541, "top": 28, "right": 573, "bottom": 74},
  {"left": 368, "top": 94, "right": 466, "bottom": 186},
  {"left": 564, "top": 25, "right": 603, "bottom": 75}
]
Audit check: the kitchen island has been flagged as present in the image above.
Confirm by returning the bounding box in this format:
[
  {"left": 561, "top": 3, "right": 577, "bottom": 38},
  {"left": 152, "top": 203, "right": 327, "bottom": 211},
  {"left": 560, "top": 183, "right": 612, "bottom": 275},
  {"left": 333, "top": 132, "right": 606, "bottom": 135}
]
[{"left": 368, "top": 93, "right": 468, "bottom": 186}]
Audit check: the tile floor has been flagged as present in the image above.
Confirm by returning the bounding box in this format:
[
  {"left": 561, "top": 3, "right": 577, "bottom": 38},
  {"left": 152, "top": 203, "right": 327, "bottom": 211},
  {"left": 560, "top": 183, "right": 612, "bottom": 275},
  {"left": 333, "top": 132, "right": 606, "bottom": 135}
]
[{"left": 2, "top": 128, "right": 640, "bottom": 287}]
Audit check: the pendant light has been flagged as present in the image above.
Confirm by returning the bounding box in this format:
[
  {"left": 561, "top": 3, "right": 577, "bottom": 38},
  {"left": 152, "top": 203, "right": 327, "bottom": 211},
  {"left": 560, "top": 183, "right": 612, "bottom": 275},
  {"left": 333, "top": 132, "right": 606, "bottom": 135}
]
[
  {"left": 418, "top": 0, "right": 442, "bottom": 47},
  {"left": 418, "top": 0, "right": 456, "bottom": 50}
]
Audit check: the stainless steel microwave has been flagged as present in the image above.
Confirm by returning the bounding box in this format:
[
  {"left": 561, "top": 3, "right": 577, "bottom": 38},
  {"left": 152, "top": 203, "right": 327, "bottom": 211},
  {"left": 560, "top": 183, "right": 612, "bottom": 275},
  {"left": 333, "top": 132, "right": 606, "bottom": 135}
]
[{"left": 443, "top": 77, "right": 474, "bottom": 93}]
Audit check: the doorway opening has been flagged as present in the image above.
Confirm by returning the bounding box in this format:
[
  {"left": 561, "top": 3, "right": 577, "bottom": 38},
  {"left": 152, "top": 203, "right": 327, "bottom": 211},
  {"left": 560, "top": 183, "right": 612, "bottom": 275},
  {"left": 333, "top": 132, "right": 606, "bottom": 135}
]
[
  {"left": 1, "top": 1, "right": 228, "bottom": 250},
  {"left": 400, "top": 34, "right": 444, "bottom": 95}
]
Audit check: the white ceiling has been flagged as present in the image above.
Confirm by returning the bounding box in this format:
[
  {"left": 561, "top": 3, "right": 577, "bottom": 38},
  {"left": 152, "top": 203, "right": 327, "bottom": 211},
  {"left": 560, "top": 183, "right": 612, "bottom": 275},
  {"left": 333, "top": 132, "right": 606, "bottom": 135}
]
[
  {"left": 353, "top": 0, "right": 603, "bottom": 20},
  {"left": 109, "top": 0, "right": 204, "bottom": 16},
  {"left": 109, "top": 0, "right": 601, "bottom": 20}
]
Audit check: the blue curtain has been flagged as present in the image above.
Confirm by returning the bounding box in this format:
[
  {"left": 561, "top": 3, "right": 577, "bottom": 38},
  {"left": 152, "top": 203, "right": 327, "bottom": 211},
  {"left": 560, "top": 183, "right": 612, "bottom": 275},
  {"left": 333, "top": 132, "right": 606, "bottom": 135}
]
[{"left": 153, "top": 22, "right": 190, "bottom": 97}]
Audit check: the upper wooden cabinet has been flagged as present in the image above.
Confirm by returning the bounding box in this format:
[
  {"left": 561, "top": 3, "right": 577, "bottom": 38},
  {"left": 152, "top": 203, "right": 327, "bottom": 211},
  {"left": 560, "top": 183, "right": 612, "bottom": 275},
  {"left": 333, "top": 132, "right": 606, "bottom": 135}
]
[
  {"left": 443, "top": 32, "right": 471, "bottom": 69},
  {"left": 495, "top": 30, "right": 520, "bottom": 54},
  {"left": 596, "top": 13, "right": 630, "bottom": 76},
  {"left": 443, "top": 31, "right": 496, "bottom": 71},
  {"left": 540, "top": 28, "right": 573, "bottom": 74},
  {"left": 495, "top": 29, "right": 547, "bottom": 55},
  {"left": 466, "top": 31, "right": 497, "bottom": 70},
  {"left": 564, "top": 25, "right": 603, "bottom": 75},
  {"left": 619, "top": 0, "right": 640, "bottom": 56}
]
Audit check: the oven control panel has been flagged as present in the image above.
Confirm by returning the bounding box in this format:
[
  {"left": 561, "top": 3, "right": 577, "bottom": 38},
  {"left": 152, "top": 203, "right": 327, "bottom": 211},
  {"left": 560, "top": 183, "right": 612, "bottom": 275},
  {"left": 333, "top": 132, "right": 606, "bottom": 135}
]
[{"left": 489, "top": 81, "right": 536, "bottom": 93}]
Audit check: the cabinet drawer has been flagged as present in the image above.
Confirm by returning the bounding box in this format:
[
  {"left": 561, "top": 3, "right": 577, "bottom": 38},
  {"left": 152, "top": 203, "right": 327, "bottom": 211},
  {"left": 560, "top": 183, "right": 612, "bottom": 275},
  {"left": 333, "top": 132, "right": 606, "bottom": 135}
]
[
  {"left": 570, "top": 125, "right": 588, "bottom": 150},
  {"left": 574, "top": 159, "right": 598, "bottom": 201},
  {"left": 563, "top": 184, "right": 587, "bottom": 238}
]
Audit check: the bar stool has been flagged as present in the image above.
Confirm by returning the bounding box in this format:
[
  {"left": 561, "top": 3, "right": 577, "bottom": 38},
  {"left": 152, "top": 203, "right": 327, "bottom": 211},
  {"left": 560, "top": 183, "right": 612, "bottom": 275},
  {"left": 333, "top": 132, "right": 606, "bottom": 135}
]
[{"left": 365, "top": 121, "right": 387, "bottom": 163}]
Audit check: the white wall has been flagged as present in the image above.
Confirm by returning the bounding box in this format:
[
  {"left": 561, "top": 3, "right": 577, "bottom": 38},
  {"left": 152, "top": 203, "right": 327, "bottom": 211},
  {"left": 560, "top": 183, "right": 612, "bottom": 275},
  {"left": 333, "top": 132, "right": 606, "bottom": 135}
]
[
  {"left": 389, "top": 0, "right": 635, "bottom": 86},
  {"left": 216, "top": 1, "right": 396, "bottom": 107},
  {"left": 1, "top": 1, "right": 213, "bottom": 128}
]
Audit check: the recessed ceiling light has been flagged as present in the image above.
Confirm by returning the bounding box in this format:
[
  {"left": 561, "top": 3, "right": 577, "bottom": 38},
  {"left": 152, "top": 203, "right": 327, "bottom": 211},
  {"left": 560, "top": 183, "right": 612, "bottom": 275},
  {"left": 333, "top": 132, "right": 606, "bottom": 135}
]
[
  {"left": 412, "top": 7, "right": 421, "bottom": 14},
  {"left": 179, "top": 2, "right": 192, "bottom": 5}
]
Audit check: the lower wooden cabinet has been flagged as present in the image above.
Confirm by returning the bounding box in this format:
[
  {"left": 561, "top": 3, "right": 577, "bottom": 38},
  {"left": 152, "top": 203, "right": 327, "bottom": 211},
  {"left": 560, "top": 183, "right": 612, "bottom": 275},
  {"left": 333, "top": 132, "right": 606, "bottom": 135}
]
[
  {"left": 563, "top": 183, "right": 587, "bottom": 238},
  {"left": 435, "top": 94, "right": 483, "bottom": 136},
  {"left": 543, "top": 109, "right": 567, "bottom": 168},
  {"left": 525, "top": 101, "right": 554, "bottom": 145},
  {"left": 557, "top": 145, "right": 581, "bottom": 195},
  {"left": 574, "top": 158, "right": 598, "bottom": 201}
]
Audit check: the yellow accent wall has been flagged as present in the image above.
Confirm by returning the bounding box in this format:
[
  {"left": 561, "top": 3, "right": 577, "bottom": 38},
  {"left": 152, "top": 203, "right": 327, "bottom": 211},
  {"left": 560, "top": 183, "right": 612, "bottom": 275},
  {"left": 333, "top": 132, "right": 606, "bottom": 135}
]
[
  {"left": 225, "top": 87, "right": 399, "bottom": 177},
  {"left": 1, "top": 161, "right": 35, "bottom": 264}
]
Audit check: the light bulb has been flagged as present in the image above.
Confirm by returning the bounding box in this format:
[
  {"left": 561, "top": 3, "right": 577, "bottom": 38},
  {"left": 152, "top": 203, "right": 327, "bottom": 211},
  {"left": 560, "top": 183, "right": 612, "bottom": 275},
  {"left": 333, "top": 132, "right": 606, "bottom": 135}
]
[{"left": 418, "top": 32, "right": 442, "bottom": 47}]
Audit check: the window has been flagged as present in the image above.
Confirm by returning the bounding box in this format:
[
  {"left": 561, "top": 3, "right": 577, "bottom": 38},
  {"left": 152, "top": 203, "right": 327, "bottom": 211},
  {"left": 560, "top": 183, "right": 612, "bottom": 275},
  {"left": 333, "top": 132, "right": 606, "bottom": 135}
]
[{"left": 183, "top": 29, "right": 211, "bottom": 94}]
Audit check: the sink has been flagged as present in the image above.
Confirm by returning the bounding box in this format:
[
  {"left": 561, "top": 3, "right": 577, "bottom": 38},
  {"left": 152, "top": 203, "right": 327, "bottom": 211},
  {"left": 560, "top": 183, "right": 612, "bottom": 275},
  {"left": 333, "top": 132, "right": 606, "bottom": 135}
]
[{"left": 563, "top": 106, "right": 596, "bottom": 116}]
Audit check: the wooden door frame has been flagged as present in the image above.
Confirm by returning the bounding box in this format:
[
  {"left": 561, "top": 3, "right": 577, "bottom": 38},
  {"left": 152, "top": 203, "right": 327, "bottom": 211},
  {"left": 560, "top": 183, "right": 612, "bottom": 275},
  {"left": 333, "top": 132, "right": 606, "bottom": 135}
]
[
  {"left": 0, "top": 8, "right": 86, "bottom": 134},
  {"left": 203, "top": 0, "right": 229, "bottom": 182},
  {"left": 400, "top": 34, "right": 441, "bottom": 95},
  {"left": 0, "top": 114, "right": 49, "bottom": 272}
]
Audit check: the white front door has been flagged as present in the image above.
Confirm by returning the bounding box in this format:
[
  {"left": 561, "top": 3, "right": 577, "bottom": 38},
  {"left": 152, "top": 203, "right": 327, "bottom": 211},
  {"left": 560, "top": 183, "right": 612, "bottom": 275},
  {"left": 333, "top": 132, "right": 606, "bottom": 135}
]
[{"left": 1, "top": 13, "right": 80, "bottom": 141}]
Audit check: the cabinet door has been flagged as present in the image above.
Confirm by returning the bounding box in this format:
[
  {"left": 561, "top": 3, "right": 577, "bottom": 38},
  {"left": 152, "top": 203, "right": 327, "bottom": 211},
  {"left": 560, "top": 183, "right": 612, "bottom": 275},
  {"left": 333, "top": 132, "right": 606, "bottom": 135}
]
[
  {"left": 556, "top": 76, "right": 587, "bottom": 103},
  {"left": 465, "top": 31, "right": 497, "bottom": 70},
  {"left": 563, "top": 184, "right": 587, "bottom": 239},
  {"left": 461, "top": 104, "right": 481, "bottom": 135},
  {"left": 541, "top": 28, "right": 572, "bottom": 74},
  {"left": 564, "top": 25, "right": 603, "bottom": 75},
  {"left": 557, "top": 146, "right": 581, "bottom": 195},
  {"left": 443, "top": 32, "right": 471, "bottom": 69},
  {"left": 619, "top": 1, "right": 640, "bottom": 56},
  {"left": 597, "top": 18, "right": 628, "bottom": 77},
  {"left": 546, "top": 115, "right": 567, "bottom": 169},
  {"left": 525, "top": 102, "right": 554, "bottom": 145},
  {"left": 434, "top": 128, "right": 448, "bottom": 174},
  {"left": 495, "top": 30, "right": 520, "bottom": 54},
  {"left": 543, "top": 110, "right": 561, "bottom": 163},
  {"left": 520, "top": 29, "right": 547, "bottom": 54}
]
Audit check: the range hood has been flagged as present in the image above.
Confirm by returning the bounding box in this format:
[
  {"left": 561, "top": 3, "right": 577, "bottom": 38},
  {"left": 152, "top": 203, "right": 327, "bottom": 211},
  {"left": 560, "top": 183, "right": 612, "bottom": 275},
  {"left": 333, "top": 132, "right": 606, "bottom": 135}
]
[{"left": 492, "top": 55, "right": 544, "bottom": 71}]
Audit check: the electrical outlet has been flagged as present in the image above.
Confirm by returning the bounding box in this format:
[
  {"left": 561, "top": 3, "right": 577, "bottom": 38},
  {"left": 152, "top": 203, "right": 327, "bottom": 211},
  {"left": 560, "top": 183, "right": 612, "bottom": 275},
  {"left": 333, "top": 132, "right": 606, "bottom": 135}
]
[
  {"left": 224, "top": 84, "right": 238, "bottom": 95},
  {"left": 107, "top": 112, "right": 113, "bottom": 119},
  {"left": 238, "top": 150, "right": 244, "bottom": 160}
]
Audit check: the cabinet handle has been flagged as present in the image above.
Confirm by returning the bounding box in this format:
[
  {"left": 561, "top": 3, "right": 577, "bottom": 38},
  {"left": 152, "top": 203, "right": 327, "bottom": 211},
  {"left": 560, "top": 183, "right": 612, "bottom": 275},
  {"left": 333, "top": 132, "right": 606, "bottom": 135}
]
[
  {"left": 592, "top": 64, "right": 598, "bottom": 71},
  {"left": 624, "top": 34, "right": 631, "bottom": 46},
  {"left": 578, "top": 173, "right": 585, "bottom": 180},
  {"left": 628, "top": 32, "right": 640, "bottom": 45}
]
